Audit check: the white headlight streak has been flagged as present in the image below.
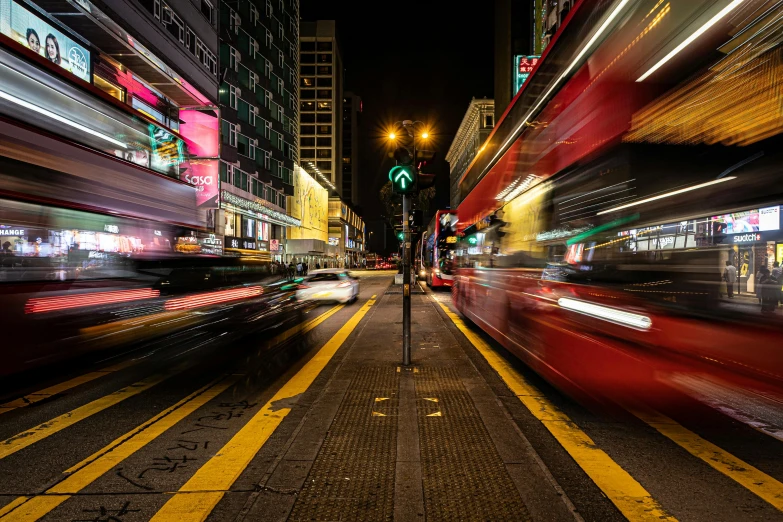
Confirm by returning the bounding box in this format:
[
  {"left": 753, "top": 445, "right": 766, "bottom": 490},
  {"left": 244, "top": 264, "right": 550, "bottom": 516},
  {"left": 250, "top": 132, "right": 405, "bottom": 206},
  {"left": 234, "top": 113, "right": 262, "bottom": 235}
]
[
  {"left": 558, "top": 297, "right": 652, "bottom": 330},
  {"left": 0, "top": 89, "right": 127, "bottom": 148}
]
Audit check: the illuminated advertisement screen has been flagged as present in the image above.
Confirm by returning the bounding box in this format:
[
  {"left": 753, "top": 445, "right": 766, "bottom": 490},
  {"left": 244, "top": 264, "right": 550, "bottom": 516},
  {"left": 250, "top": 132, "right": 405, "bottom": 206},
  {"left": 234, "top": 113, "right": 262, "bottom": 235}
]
[
  {"left": 2, "top": 0, "right": 91, "bottom": 82},
  {"left": 513, "top": 55, "right": 540, "bottom": 95},
  {"left": 711, "top": 206, "right": 780, "bottom": 234}
]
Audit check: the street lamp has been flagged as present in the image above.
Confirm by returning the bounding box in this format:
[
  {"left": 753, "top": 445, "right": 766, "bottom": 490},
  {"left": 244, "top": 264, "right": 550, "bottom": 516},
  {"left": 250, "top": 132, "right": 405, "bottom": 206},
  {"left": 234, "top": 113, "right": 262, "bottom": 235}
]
[{"left": 386, "top": 119, "right": 431, "bottom": 367}]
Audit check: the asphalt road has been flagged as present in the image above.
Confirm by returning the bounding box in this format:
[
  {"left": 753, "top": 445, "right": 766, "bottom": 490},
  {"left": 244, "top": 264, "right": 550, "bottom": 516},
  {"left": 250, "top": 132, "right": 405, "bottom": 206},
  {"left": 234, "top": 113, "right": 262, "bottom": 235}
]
[{"left": 0, "top": 270, "right": 781, "bottom": 521}]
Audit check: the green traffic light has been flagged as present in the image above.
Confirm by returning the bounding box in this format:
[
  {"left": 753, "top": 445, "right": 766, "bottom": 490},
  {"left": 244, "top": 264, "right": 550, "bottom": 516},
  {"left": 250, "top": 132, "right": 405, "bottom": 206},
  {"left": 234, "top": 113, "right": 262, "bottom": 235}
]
[
  {"left": 397, "top": 231, "right": 404, "bottom": 241},
  {"left": 389, "top": 165, "right": 415, "bottom": 194}
]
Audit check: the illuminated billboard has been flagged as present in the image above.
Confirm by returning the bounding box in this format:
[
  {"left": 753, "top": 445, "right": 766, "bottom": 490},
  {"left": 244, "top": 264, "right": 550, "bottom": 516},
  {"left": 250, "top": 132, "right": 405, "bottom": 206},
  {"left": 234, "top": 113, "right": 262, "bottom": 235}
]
[
  {"left": 288, "top": 166, "right": 328, "bottom": 241},
  {"left": 1, "top": 0, "right": 91, "bottom": 82},
  {"left": 513, "top": 55, "right": 540, "bottom": 95},
  {"left": 711, "top": 206, "right": 780, "bottom": 234}
]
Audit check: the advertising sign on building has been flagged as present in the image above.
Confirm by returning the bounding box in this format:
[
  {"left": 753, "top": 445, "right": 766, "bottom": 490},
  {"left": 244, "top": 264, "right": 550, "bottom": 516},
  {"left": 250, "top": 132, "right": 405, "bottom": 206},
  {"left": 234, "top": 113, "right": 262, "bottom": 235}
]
[
  {"left": 2, "top": 0, "right": 91, "bottom": 82},
  {"left": 183, "top": 161, "right": 219, "bottom": 208},
  {"left": 513, "top": 55, "right": 540, "bottom": 95},
  {"left": 288, "top": 166, "right": 328, "bottom": 242}
]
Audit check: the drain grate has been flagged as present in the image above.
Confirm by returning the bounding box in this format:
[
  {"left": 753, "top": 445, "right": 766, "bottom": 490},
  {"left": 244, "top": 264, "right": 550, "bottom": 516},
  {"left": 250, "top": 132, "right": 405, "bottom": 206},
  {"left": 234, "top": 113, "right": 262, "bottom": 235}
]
[
  {"left": 416, "top": 367, "right": 531, "bottom": 521},
  {"left": 288, "top": 366, "right": 398, "bottom": 521}
]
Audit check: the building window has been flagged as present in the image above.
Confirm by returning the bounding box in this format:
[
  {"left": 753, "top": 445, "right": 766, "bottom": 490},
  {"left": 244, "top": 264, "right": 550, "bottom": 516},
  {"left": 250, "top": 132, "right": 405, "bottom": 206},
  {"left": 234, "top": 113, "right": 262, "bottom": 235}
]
[
  {"left": 229, "top": 9, "right": 241, "bottom": 34},
  {"left": 316, "top": 161, "right": 331, "bottom": 170},
  {"left": 317, "top": 101, "right": 332, "bottom": 110},
  {"left": 265, "top": 90, "right": 272, "bottom": 108},
  {"left": 316, "top": 137, "right": 331, "bottom": 147},
  {"left": 200, "top": 0, "right": 214, "bottom": 24},
  {"left": 264, "top": 120, "right": 272, "bottom": 140},
  {"left": 301, "top": 125, "right": 315, "bottom": 135},
  {"left": 301, "top": 113, "right": 315, "bottom": 123},
  {"left": 264, "top": 58, "right": 272, "bottom": 78},
  {"left": 277, "top": 20, "right": 283, "bottom": 40},
  {"left": 316, "top": 89, "right": 331, "bottom": 99},
  {"left": 265, "top": 0, "right": 272, "bottom": 17},
  {"left": 264, "top": 150, "right": 271, "bottom": 170},
  {"left": 248, "top": 37, "right": 257, "bottom": 58},
  {"left": 316, "top": 125, "right": 331, "bottom": 135},
  {"left": 249, "top": 105, "right": 257, "bottom": 126},
  {"left": 317, "top": 77, "right": 332, "bottom": 87},
  {"left": 186, "top": 27, "right": 195, "bottom": 54},
  {"left": 224, "top": 121, "right": 236, "bottom": 146},
  {"left": 300, "top": 65, "right": 315, "bottom": 76},
  {"left": 301, "top": 137, "right": 315, "bottom": 146},
  {"left": 301, "top": 101, "right": 314, "bottom": 111},
  {"left": 229, "top": 85, "right": 237, "bottom": 109},
  {"left": 485, "top": 114, "right": 494, "bottom": 127},
  {"left": 300, "top": 89, "right": 314, "bottom": 100},
  {"left": 317, "top": 53, "right": 331, "bottom": 64},
  {"left": 249, "top": 4, "right": 259, "bottom": 25},
  {"left": 229, "top": 46, "right": 240, "bottom": 72},
  {"left": 317, "top": 41, "right": 332, "bottom": 51},
  {"left": 316, "top": 113, "right": 332, "bottom": 123},
  {"left": 301, "top": 77, "right": 314, "bottom": 87},
  {"left": 94, "top": 74, "right": 125, "bottom": 102},
  {"left": 250, "top": 72, "right": 258, "bottom": 92},
  {"left": 317, "top": 149, "right": 331, "bottom": 158},
  {"left": 163, "top": 8, "right": 184, "bottom": 43},
  {"left": 278, "top": 49, "right": 284, "bottom": 68},
  {"left": 277, "top": 77, "right": 284, "bottom": 95},
  {"left": 300, "top": 148, "right": 314, "bottom": 159},
  {"left": 317, "top": 66, "right": 332, "bottom": 76}
]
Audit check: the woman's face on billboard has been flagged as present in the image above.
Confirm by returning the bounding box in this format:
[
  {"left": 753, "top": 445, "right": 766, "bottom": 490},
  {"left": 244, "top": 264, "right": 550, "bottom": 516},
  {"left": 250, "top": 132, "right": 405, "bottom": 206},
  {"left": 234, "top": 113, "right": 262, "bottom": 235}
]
[{"left": 27, "top": 32, "right": 40, "bottom": 53}]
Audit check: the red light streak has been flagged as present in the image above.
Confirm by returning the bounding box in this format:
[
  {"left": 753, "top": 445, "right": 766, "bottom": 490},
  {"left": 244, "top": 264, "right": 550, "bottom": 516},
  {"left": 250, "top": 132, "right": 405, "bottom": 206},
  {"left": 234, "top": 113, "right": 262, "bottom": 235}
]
[
  {"left": 164, "top": 286, "right": 263, "bottom": 311},
  {"left": 25, "top": 288, "right": 160, "bottom": 314}
]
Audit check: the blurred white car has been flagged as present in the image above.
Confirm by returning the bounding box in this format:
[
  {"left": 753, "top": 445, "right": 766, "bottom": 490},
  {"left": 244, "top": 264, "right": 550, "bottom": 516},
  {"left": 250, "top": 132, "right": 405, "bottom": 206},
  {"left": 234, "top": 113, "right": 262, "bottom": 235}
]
[{"left": 296, "top": 269, "right": 359, "bottom": 304}]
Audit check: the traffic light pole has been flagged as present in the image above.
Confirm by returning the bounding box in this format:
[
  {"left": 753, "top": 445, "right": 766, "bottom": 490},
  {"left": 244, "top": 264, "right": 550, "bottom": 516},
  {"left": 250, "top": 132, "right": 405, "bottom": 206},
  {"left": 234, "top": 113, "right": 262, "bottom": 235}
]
[{"left": 402, "top": 193, "right": 412, "bottom": 366}]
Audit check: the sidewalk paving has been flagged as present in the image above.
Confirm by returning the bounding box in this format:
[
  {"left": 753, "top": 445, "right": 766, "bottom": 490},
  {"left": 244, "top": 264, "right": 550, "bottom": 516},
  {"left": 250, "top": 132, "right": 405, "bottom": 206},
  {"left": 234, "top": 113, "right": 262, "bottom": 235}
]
[{"left": 242, "top": 290, "right": 575, "bottom": 521}]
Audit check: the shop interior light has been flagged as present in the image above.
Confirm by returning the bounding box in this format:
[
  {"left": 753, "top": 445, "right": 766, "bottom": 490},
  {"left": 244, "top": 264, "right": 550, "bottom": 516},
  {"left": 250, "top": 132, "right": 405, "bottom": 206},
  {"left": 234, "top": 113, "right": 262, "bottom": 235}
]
[
  {"left": 558, "top": 297, "right": 652, "bottom": 330},
  {"left": 485, "top": 0, "right": 633, "bottom": 173},
  {"left": 636, "top": 0, "right": 744, "bottom": 82},
  {"left": 596, "top": 177, "right": 736, "bottom": 215},
  {"left": 0, "top": 89, "right": 127, "bottom": 148}
]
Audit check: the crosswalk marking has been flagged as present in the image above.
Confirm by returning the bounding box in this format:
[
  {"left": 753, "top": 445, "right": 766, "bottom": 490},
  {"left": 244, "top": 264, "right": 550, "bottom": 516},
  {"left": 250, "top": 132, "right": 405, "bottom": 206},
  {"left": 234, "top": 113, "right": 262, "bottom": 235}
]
[
  {"left": 149, "top": 298, "right": 376, "bottom": 522},
  {"left": 0, "top": 376, "right": 238, "bottom": 522},
  {"left": 436, "top": 300, "right": 676, "bottom": 521}
]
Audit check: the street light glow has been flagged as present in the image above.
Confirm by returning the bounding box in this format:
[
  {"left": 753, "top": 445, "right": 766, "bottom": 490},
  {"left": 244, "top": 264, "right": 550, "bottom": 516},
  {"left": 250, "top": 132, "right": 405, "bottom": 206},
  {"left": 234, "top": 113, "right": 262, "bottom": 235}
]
[
  {"left": 421, "top": 132, "right": 429, "bottom": 139},
  {"left": 389, "top": 132, "right": 396, "bottom": 140}
]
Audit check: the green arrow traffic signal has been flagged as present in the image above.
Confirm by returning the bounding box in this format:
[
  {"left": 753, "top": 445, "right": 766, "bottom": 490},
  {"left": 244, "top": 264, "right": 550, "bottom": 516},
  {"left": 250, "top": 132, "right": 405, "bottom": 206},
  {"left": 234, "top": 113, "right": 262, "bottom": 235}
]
[
  {"left": 397, "top": 231, "right": 404, "bottom": 241},
  {"left": 389, "top": 165, "right": 415, "bottom": 194}
]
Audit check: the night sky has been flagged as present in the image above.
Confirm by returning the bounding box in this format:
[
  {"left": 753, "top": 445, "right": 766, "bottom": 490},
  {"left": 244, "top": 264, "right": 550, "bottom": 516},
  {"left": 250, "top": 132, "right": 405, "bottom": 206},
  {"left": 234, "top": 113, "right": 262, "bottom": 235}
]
[{"left": 299, "top": 0, "right": 494, "bottom": 253}]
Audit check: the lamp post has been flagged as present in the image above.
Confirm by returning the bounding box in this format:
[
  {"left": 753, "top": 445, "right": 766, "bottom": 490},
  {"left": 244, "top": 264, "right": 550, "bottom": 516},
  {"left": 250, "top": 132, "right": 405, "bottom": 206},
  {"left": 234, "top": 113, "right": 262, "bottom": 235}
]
[{"left": 388, "top": 120, "right": 429, "bottom": 366}]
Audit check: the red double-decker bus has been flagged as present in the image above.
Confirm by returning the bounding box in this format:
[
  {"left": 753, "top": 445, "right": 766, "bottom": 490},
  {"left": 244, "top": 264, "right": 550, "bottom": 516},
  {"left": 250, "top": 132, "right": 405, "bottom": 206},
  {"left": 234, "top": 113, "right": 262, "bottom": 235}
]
[
  {"left": 453, "top": 0, "right": 783, "bottom": 406},
  {"left": 422, "top": 210, "right": 458, "bottom": 288}
]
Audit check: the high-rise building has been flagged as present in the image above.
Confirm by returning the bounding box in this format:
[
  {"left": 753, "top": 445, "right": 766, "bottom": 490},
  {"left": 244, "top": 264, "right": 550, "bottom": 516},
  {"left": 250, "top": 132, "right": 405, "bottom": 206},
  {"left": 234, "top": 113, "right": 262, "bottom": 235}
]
[
  {"left": 342, "top": 92, "right": 361, "bottom": 207},
  {"left": 446, "top": 98, "right": 495, "bottom": 209},
  {"left": 542, "top": 0, "right": 576, "bottom": 51},
  {"left": 0, "top": 0, "right": 221, "bottom": 256},
  {"left": 217, "top": 0, "right": 301, "bottom": 259},
  {"left": 493, "top": 0, "right": 533, "bottom": 124},
  {"left": 299, "top": 20, "right": 344, "bottom": 196}
]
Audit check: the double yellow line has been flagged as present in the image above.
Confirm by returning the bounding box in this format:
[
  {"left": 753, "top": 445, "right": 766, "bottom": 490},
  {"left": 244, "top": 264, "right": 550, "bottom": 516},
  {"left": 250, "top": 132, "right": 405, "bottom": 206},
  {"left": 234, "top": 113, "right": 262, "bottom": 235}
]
[
  {"left": 150, "top": 298, "right": 376, "bottom": 522},
  {"left": 0, "top": 301, "right": 371, "bottom": 522},
  {"left": 437, "top": 299, "right": 783, "bottom": 519}
]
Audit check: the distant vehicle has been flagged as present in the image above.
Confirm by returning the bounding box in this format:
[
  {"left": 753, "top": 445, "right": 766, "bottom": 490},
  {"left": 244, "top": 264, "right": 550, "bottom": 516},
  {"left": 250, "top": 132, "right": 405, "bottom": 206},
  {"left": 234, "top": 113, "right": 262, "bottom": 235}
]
[
  {"left": 296, "top": 268, "right": 359, "bottom": 304},
  {"left": 423, "top": 210, "right": 458, "bottom": 288}
]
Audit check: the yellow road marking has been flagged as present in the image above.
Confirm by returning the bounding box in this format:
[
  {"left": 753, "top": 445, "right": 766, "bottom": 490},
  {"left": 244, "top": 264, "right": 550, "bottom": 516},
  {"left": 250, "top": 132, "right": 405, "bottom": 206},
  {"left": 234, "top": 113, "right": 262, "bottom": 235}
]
[
  {"left": 0, "top": 361, "right": 135, "bottom": 416},
  {"left": 149, "top": 298, "right": 376, "bottom": 522},
  {"left": 634, "top": 407, "right": 783, "bottom": 512},
  {"left": 0, "top": 377, "right": 238, "bottom": 522},
  {"left": 0, "top": 499, "right": 28, "bottom": 518},
  {"left": 0, "top": 373, "right": 170, "bottom": 460},
  {"left": 436, "top": 300, "right": 675, "bottom": 521},
  {"left": 266, "top": 304, "right": 343, "bottom": 347}
]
